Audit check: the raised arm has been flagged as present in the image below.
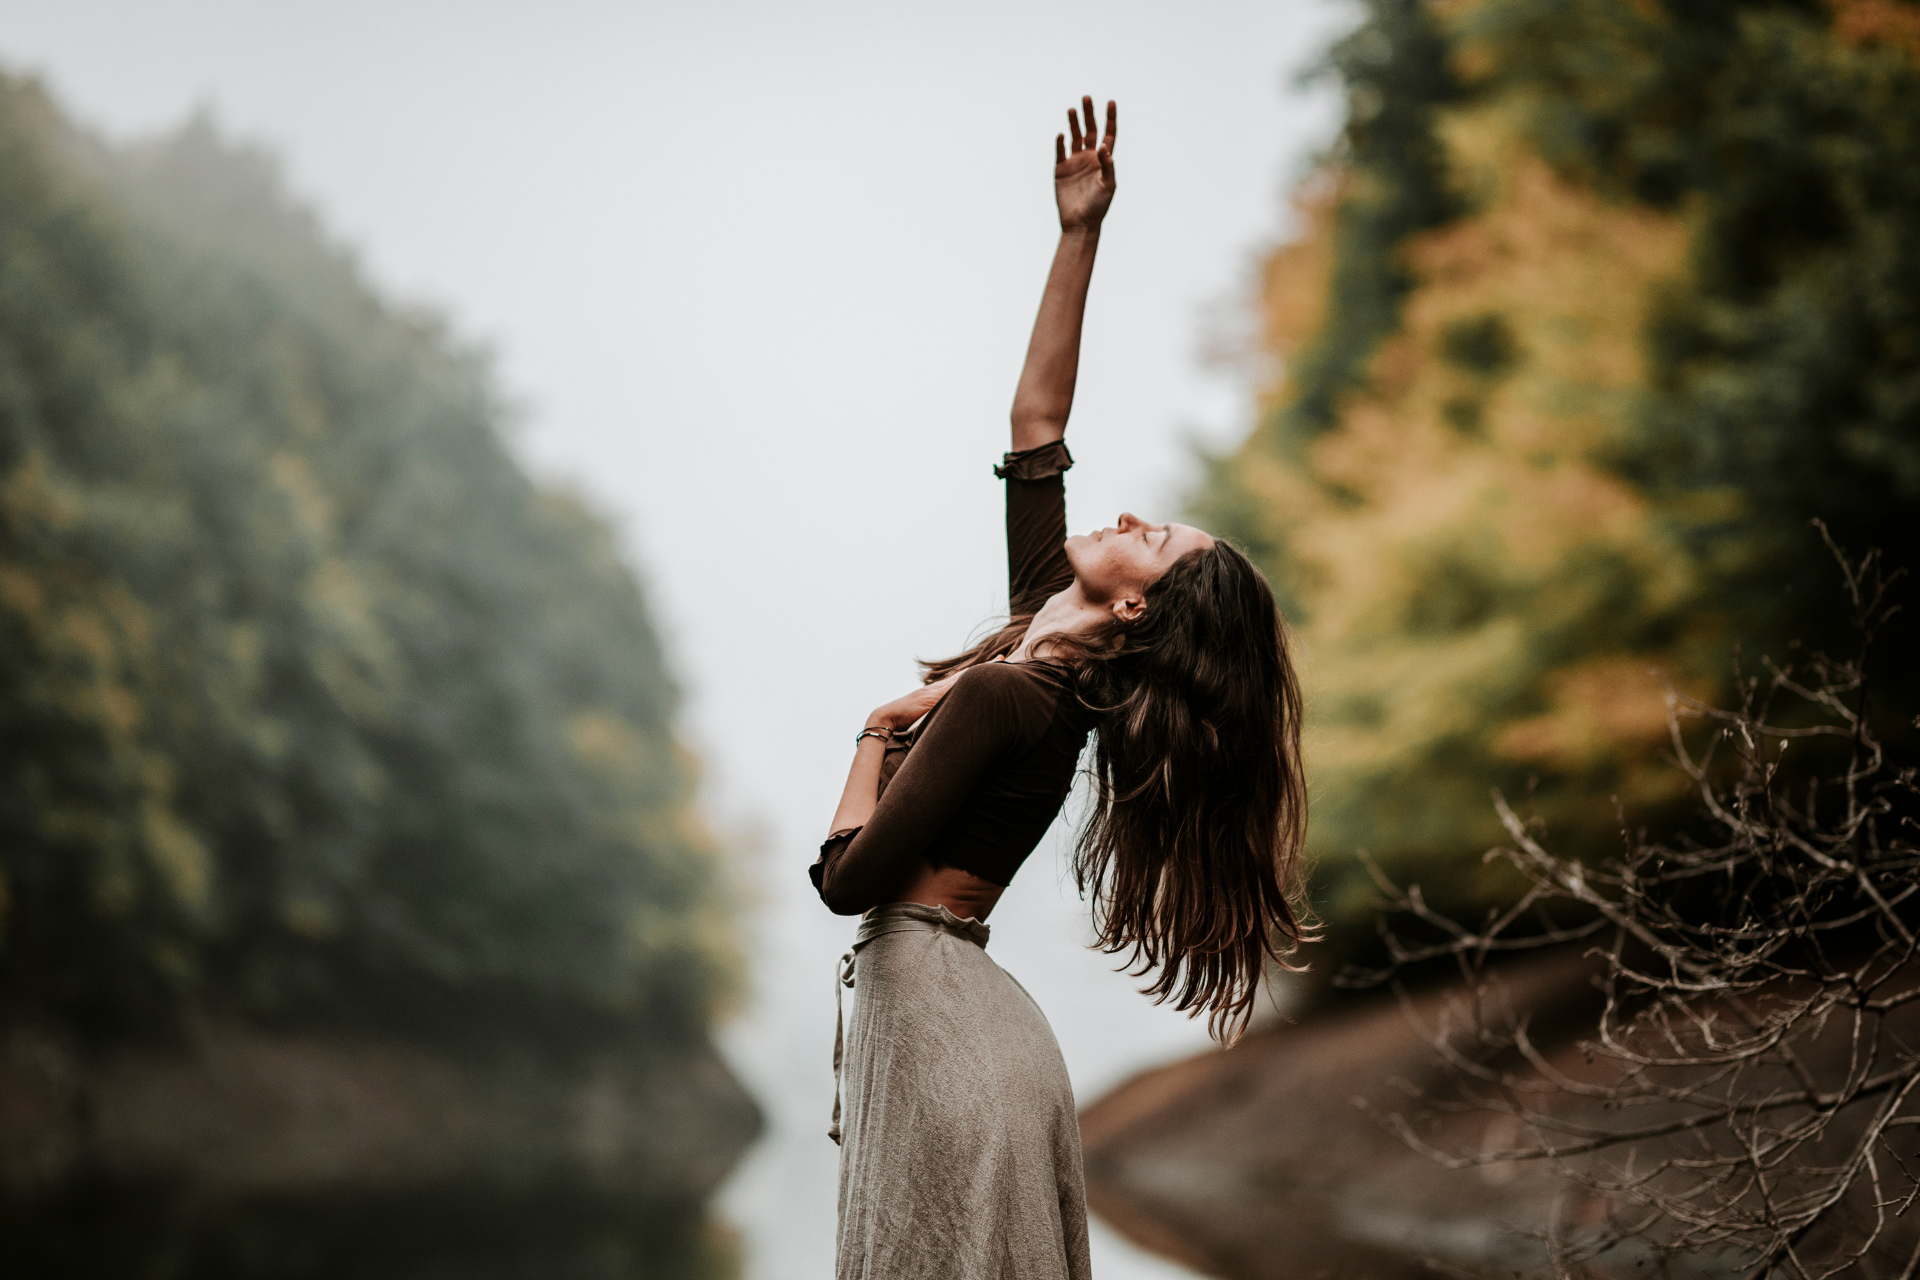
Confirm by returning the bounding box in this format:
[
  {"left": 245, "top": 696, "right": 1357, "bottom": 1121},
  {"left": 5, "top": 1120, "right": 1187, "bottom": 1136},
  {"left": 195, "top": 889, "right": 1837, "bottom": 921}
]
[{"left": 1009, "top": 96, "right": 1117, "bottom": 454}]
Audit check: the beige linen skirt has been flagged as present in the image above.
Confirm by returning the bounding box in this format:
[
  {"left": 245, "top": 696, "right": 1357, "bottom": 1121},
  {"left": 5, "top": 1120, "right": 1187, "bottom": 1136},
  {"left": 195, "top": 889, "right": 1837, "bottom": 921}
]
[{"left": 831, "top": 902, "right": 1092, "bottom": 1280}]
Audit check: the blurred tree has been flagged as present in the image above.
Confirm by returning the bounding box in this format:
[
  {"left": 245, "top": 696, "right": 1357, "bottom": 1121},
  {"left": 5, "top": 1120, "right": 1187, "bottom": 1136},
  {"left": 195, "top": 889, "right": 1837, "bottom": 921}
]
[
  {"left": 0, "top": 73, "right": 737, "bottom": 1046},
  {"left": 1195, "top": 0, "right": 1920, "bottom": 966}
]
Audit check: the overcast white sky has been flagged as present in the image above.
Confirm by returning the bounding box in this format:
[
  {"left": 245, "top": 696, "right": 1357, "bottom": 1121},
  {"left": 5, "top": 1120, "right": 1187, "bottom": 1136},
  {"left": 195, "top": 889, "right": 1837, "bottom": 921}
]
[{"left": 0, "top": 2, "right": 1351, "bottom": 1275}]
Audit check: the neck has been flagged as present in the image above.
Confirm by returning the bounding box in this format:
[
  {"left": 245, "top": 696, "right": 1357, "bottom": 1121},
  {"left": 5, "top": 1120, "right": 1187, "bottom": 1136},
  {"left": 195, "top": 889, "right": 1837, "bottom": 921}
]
[{"left": 1011, "top": 583, "right": 1111, "bottom": 661}]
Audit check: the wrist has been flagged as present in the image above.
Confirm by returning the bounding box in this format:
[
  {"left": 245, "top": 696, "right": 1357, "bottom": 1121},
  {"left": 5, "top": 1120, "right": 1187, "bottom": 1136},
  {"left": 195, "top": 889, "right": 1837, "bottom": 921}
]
[{"left": 1058, "top": 222, "right": 1103, "bottom": 240}]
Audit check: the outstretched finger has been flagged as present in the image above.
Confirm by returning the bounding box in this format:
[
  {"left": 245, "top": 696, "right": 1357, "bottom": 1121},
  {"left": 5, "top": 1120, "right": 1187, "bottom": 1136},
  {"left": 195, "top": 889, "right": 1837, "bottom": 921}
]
[
  {"left": 1067, "top": 105, "right": 1083, "bottom": 152},
  {"left": 1056, "top": 132, "right": 1066, "bottom": 165},
  {"left": 1081, "top": 95, "right": 1096, "bottom": 147},
  {"left": 1099, "top": 144, "right": 1114, "bottom": 186},
  {"left": 1104, "top": 99, "right": 1118, "bottom": 154}
]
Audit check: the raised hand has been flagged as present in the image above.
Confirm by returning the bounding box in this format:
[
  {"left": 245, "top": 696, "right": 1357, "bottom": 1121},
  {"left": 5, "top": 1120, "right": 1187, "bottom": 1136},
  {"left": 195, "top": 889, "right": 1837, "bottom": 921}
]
[
  {"left": 1054, "top": 96, "right": 1117, "bottom": 232},
  {"left": 1011, "top": 96, "right": 1116, "bottom": 450}
]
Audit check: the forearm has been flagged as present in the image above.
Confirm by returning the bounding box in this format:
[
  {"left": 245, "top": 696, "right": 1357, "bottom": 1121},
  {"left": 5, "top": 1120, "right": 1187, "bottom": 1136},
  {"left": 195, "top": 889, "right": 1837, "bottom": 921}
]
[
  {"left": 1010, "top": 227, "right": 1101, "bottom": 452},
  {"left": 816, "top": 732, "right": 936, "bottom": 916},
  {"left": 827, "top": 736, "right": 889, "bottom": 835}
]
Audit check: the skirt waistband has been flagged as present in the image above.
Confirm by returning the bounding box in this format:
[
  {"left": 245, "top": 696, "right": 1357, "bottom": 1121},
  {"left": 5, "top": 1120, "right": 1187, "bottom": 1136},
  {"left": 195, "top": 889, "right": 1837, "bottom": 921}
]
[{"left": 854, "top": 901, "right": 991, "bottom": 951}]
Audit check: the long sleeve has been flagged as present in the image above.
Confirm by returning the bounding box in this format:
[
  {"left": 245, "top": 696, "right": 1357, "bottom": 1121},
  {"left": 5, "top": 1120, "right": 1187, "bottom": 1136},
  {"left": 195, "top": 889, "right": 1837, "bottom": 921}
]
[
  {"left": 996, "top": 440, "right": 1075, "bottom": 615},
  {"left": 811, "top": 663, "right": 1050, "bottom": 914}
]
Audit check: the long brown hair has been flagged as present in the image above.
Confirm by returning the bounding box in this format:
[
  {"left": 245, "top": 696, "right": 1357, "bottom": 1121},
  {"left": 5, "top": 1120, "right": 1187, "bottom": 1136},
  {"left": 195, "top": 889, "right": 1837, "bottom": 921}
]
[{"left": 925, "top": 541, "right": 1311, "bottom": 1042}]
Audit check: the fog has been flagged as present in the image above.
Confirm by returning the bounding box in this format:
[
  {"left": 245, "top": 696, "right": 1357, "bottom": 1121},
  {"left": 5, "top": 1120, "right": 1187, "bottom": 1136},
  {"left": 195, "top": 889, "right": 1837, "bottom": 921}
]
[{"left": 0, "top": 2, "right": 1349, "bottom": 1275}]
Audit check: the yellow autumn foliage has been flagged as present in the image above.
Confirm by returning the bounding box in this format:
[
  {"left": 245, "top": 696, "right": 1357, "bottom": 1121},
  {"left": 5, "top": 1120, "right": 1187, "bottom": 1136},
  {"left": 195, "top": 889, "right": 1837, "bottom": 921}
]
[{"left": 1221, "top": 103, "right": 1731, "bottom": 928}]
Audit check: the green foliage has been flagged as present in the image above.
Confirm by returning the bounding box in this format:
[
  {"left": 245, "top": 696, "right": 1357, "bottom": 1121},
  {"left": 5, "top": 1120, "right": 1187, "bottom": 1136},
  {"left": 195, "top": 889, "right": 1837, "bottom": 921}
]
[
  {"left": 0, "top": 75, "right": 736, "bottom": 1043},
  {"left": 1464, "top": 0, "right": 1920, "bottom": 696},
  {"left": 1288, "top": 0, "right": 1463, "bottom": 445},
  {"left": 1195, "top": 0, "right": 1919, "bottom": 974},
  {"left": 1195, "top": 0, "right": 1464, "bottom": 584},
  {"left": 1437, "top": 312, "right": 1518, "bottom": 379}
]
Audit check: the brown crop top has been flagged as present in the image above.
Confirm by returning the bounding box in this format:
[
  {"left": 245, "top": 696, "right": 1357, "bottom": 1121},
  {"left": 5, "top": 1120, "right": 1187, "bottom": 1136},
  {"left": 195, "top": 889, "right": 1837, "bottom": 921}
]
[{"left": 809, "top": 439, "right": 1094, "bottom": 916}]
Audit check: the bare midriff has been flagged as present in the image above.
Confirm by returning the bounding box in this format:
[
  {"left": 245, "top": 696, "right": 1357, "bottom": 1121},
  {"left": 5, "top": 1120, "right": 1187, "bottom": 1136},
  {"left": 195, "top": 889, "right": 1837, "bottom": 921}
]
[{"left": 892, "top": 860, "right": 1005, "bottom": 923}]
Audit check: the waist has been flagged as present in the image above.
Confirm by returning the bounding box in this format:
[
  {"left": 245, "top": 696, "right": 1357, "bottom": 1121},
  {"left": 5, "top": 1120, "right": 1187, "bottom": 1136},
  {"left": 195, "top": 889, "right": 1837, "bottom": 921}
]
[
  {"left": 855, "top": 901, "right": 991, "bottom": 950},
  {"left": 890, "top": 862, "right": 1004, "bottom": 922}
]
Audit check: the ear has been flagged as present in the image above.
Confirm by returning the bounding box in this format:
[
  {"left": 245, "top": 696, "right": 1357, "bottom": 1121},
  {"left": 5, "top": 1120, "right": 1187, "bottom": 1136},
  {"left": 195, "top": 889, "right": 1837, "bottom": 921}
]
[{"left": 1111, "top": 596, "right": 1145, "bottom": 624}]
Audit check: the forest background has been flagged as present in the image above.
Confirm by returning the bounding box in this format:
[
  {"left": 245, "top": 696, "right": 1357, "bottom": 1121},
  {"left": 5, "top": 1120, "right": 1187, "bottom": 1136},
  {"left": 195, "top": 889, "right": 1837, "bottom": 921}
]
[
  {"left": 1199, "top": 0, "right": 1920, "bottom": 974},
  {"left": 5, "top": 0, "right": 1917, "bottom": 1278}
]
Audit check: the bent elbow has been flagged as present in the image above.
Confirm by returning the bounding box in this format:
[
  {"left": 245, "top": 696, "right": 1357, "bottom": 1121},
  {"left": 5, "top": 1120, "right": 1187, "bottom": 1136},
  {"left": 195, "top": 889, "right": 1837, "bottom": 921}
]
[
  {"left": 812, "top": 832, "right": 871, "bottom": 915},
  {"left": 819, "top": 877, "right": 871, "bottom": 917}
]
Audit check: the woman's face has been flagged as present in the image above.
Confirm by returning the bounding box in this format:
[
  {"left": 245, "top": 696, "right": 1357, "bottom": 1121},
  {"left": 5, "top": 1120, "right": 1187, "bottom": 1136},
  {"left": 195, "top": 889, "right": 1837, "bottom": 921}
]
[{"left": 1065, "top": 512, "right": 1215, "bottom": 611}]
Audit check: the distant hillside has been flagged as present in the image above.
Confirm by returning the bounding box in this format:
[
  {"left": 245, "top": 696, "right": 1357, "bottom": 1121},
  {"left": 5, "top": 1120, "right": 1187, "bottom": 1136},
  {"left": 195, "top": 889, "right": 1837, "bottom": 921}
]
[
  {"left": 0, "top": 71, "right": 753, "bottom": 1277},
  {"left": 0, "top": 72, "right": 738, "bottom": 1040},
  {"left": 1193, "top": 0, "right": 1920, "bottom": 963}
]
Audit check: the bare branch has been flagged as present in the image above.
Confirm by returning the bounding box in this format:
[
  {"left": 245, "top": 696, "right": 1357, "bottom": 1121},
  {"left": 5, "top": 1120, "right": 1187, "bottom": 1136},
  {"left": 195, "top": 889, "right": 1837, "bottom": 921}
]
[{"left": 1347, "top": 536, "right": 1920, "bottom": 1278}]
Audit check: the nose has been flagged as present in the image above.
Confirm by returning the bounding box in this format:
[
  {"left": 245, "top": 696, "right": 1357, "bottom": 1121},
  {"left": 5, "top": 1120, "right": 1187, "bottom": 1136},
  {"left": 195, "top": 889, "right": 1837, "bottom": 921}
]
[{"left": 1116, "top": 511, "right": 1145, "bottom": 531}]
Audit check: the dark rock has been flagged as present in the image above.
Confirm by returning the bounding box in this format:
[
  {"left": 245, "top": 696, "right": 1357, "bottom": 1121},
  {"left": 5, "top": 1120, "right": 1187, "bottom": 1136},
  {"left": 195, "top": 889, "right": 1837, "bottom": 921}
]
[
  {"left": 0, "top": 1018, "right": 759, "bottom": 1200},
  {"left": 1080, "top": 950, "right": 1920, "bottom": 1280}
]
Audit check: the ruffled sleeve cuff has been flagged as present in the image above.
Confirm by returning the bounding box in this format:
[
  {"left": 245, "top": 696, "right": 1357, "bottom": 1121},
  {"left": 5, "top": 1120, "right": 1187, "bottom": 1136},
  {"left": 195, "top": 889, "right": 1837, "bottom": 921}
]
[
  {"left": 993, "top": 440, "right": 1074, "bottom": 481},
  {"left": 809, "top": 827, "right": 862, "bottom": 896}
]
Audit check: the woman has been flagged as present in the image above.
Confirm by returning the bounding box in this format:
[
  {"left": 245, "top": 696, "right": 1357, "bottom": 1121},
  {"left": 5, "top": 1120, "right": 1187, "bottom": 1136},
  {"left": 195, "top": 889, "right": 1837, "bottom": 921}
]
[{"left": 812, "top": 97, "right": 1310, "bottom": 1280}]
